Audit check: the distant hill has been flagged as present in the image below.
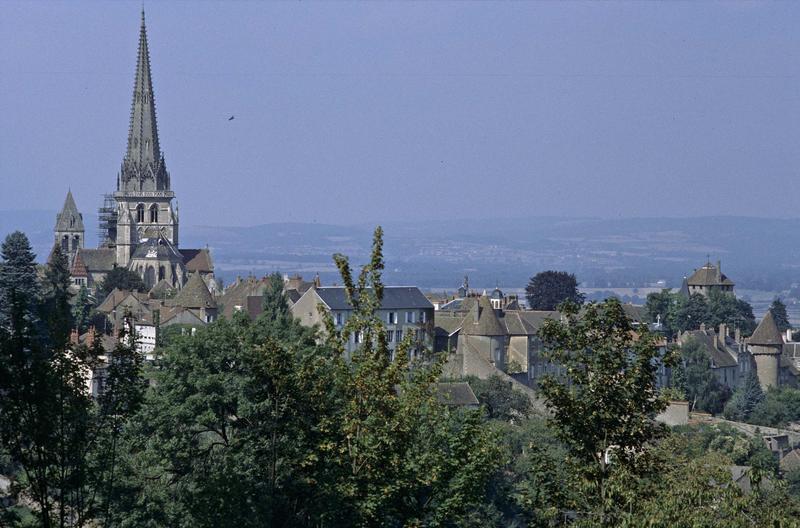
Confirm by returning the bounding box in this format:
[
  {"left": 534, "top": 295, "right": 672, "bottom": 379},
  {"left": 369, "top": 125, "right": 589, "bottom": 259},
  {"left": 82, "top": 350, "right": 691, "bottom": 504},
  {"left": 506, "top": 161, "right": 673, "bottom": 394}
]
[{"left": 2, "top": 210, "right": 799, "bottom": 293}]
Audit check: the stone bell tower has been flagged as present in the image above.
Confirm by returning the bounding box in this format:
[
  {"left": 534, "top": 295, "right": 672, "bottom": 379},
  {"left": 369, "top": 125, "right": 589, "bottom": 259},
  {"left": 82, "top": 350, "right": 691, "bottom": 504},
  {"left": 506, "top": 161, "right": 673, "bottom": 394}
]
[{"left": 54, "top": 190, "right": 84, "bottom": 263}]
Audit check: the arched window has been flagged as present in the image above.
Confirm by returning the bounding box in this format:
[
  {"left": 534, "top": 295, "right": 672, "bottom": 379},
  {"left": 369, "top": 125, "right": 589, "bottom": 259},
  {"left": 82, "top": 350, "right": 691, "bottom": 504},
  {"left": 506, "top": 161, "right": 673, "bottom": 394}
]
[
  {"left": 144, "top": 266, "right": 156, "bottom": 289},
  {"left": 72, "top": 235, "right": 80, "bottom": 252},
  {"left": 149, "top": 204, "right": 158, "bottom": 223},
  {"left": 136, "top": 204, "right": 145, "bottom": 223},
  {"left": 159, "top": 266, "right": 165, "bottom": 282},
  {"left": 61, "top": 235, "right": 69, "bottom": 252}
]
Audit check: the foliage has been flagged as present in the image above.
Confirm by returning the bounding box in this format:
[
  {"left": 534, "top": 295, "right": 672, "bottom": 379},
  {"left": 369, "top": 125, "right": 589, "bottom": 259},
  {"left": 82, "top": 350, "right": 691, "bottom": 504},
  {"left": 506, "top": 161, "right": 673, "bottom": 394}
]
[
  {"left": 722, "top": 370, "right": 764, "bottom": 423},
  {"left": 97, "top": 266, "right": 146, "bottom": 301},
  {"left": 748, "top": 386, "right": 800, "bottom": 428},
  {"left": 770, "top": 297, "right": 792, "bottom": 332},
  {"left": 466, "top": 375, "right": 532, "bottom": 422},
  {"left": 669, "top": 423, "right": 778, "bottom": 476},
  {"left": 524, "top": 270, "right": 584, "bottom": 311},
  {"left": 674, "top": 336, "right": 731, "bottom": 414},
  {"left": 72, "top": 285, "right": 93, "bottom": 334},
  {"left": 537, "top": 298, "right": 673, "bottom": 524},
  {"left": 646, "top": 289, "right": 756, "bottom": 338},
  {"left": 261, "top": 271, "right": 289, "bottom": 323}
]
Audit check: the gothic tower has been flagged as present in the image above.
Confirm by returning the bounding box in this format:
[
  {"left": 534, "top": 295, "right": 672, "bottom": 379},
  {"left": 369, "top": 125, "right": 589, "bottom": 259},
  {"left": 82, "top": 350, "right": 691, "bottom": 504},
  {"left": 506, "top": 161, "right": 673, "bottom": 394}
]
[
  {"left": 115, "top": 10, "right": 178, "bottom": 267},
  {"left": 54, "top": 190, "right": 84, "bottom": 263}
]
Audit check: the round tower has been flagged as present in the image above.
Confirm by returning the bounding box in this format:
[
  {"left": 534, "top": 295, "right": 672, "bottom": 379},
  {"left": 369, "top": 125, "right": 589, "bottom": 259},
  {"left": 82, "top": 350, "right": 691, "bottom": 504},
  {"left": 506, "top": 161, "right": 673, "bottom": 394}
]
[{"left": 748, "top": 310, "right": 784, "bottom": 390}]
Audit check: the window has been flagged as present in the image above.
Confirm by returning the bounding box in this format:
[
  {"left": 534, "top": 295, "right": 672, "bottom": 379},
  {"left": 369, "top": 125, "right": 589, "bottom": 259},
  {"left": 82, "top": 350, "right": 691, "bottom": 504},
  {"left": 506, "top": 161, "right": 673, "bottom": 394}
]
[
  {"left": 136, "top": 204, "right": 145, "bottom": 223},
  {"left": 396, "top": 329, "right": 403, "bottom": 342},
  {"left": 61, "top": 235, "right": 69, "bottom": 252},
  {"left": 405, "top": 311, "right": 414, "bottom": 324},
  {"left": 419, "top": 311, "right": 426, "bottom": 323},
  {"left": 354, "top": 331, "right": 361, "bottom": 344},
  {"left": 72, "top": 235, "right": 80, "bottom": 252},
  {"left": 335, "top": 312, "right": 343, "bottom": 326},
  {"left": 149, "top": 204, "right": 159, "bottom": 223},
  {"left": 387, "top": 330, "right": 394, "bottom": 343},
  {"left": 387, "top": 312, "right": 396, "bottom": 324}
]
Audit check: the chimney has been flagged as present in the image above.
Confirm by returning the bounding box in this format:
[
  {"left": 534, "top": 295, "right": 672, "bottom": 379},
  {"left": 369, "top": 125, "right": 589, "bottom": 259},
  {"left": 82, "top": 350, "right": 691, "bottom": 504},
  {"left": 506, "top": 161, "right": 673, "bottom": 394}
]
[
  {"left": 717, "top": 260, "right": 722, "bottom": 281},
  {"left": 735, "top": 327, "right": 741, "bottom": 343},
  {"left": 713, "top": 334, "right": 719, "bottom": 350},
  {"left": 87, "top": 325, "right": 96, "bottom": 346},
  {"left": 719, "top": 323, "right": 727, "bottom": 340},
  {"left": 787, "top": 329, "right": 793, "bottom": 342},
  {"left": 70, "top": 328, "right": 79, "bottom": 346}
]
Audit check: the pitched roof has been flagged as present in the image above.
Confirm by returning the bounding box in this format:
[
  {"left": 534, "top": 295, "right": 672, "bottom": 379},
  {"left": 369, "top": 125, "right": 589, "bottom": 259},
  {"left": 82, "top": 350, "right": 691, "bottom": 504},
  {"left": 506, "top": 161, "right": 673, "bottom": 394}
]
[
  {"left": 434, "top": 313, "right": 466, "bottom": 337},
  {"left": 76, "top": 248, "right": 116, "bottom": 272},
  {"left": 148, "top": 279, "right": 175, "bottom": 299},
  {"left": 749, "top": 310, "right": 784, "bottom": 346},
  {"left": 434, "top": 383, "right": 479, "bottom": 407},
  {"left": 780, "top": 448, "right": 800, "bottom": 473},
  {"left": 70, "top": 250, "right": 88, "bottom": 278},
  {"left": 314, "top": 287, "right": 433, "bottom": 311},
  {"left": 131, "top": 231, "right": 183, "bottom": 261},
  {"left": 179, "top": 248, "right": 214, "bottom": 273},
  {"left": 218, "top": 276, "right": 270, "bottom": 319},
  {"left": 687, "top": 262, "right": 734, "bottom": 287},
  {"left": 55, "top": 190, "right": 84, "bottom": 232},
  {"left": 172, "top": 272, "right": 216, "bottom": 309},
  {"left": 462, "top": 296, "right": 506, "bottom": 336}
]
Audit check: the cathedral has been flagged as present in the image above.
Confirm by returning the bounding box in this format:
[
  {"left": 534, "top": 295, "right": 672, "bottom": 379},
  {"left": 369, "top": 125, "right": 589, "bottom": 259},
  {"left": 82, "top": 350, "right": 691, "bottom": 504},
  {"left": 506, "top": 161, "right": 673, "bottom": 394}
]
[{"left": 54, "top": 11, "right": 215, "bottom": 295}]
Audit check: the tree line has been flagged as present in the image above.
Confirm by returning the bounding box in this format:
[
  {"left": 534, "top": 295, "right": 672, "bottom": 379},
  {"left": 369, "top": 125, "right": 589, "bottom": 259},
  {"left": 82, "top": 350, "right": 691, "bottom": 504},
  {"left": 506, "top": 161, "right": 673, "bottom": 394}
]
[{"left": 1, "top": 229, "right": 799, "bottom": 527}]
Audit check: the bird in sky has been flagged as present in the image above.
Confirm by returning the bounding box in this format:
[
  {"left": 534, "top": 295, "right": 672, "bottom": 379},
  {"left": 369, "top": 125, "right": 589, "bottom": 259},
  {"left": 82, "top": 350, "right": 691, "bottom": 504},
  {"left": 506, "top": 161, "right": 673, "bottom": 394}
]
[{"left": 228, "top": 115, "right": 235, "bottom": 121}]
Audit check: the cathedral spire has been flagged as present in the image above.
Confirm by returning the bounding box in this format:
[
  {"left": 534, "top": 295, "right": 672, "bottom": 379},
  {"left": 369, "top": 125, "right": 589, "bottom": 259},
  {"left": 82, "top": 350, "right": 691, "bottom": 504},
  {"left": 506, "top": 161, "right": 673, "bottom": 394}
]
[{"left": 120, "top": 8, "right": 169, "bottom": 192}]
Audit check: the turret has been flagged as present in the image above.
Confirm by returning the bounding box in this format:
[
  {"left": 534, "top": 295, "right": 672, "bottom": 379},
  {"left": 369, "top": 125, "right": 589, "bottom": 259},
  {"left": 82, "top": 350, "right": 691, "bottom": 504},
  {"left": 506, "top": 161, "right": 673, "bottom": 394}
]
[{"left": 748, "top": 310, "right": 784, "bottom": 390}]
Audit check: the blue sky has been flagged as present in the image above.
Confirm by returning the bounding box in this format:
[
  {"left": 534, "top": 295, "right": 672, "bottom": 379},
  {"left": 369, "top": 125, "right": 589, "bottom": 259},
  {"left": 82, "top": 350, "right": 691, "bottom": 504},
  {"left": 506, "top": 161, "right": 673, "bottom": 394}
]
[{"left": 1, "top": 1, "right": 798, "bottom": 226}]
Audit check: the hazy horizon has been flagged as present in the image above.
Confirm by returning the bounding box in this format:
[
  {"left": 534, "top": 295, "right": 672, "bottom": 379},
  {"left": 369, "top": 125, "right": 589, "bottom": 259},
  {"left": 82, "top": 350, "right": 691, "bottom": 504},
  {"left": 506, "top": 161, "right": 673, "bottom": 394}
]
[{"left": 2, "top": 1, "right": 799, "bottom": 227}]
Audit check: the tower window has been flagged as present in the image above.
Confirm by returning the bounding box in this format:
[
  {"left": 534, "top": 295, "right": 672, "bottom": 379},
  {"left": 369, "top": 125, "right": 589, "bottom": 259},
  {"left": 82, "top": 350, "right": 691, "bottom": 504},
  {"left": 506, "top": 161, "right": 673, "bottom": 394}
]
[
  {"left": 61, "top": 235, "right": 69, "bottom": 252},
  {"left": 72, "top": 235, "right": 80, "bottom": 252},
  {"left": 136, "top": 204, "right": 145, "bottom": 223},
  {"left": 149, "top": 204, "right": 158, "bottom": 223}
]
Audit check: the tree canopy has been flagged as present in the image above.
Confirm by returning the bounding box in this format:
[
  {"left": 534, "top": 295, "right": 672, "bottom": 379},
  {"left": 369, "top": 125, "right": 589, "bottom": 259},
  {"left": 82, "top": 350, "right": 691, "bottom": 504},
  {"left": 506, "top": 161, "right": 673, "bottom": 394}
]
[
  {"left": 97, "top": 266, "right": 146, "bottom": 301},
  {"left": 524, "top": 270, "right": 584, "bottom": 311}
]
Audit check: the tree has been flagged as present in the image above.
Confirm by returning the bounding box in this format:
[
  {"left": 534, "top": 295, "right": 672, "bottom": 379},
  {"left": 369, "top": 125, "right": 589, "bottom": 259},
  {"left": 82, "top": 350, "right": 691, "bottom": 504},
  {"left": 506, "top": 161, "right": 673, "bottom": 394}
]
[
  {"left": 722, "top": 370, "right": 764, "bottom": 422},
  {"left": 525, "top": 270, "right": 584, "bottom": 311},
  {"left": 97, "top": 266, "right": 146, "bottom": 300},
  {"left": 667, "top": 293, "right": 709, "bottom": 334},
  {"left": 72, "top": 285, "right": 92, "bottom": 334},
  {"left": 749, "top": 387, "right": 800, "bottom": 428},
  {"left": 770, "top": 298, "right": 792, "bottom": 333},
  {"left": 644, "top": 289, "right": 674, "bottom": 331},
  {"left": 43, "top": 244, "right": 74, "bottom": 347},
  {"left": 261, "top": 272, "right": 289, "bottom": 323},
  {"left": 536, "top": 298, "right": 672, "bottom": 524},
  {"left": 466, "top": 375, "right": 531, "bottom": 422},
  {"left": 675, "top": 336, "right": 731, "bottom": 414}
]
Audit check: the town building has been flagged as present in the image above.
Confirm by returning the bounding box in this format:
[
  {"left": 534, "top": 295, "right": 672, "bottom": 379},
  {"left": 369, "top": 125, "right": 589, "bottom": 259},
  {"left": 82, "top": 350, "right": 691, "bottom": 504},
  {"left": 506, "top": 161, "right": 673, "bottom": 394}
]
[
  {"left": 680, "top": 260, "right": 735, "bottom": 298},
  {"left": 290, "top": 286, "right": 434, "bottom": 358}
]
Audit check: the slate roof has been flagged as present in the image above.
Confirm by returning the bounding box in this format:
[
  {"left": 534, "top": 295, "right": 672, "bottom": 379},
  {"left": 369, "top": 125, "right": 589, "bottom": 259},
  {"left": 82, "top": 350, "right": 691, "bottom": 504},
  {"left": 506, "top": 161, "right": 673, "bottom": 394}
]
[
  {"left": 462, "top": 296, "right": 506, "bottom": 336},
  {"left": 56, "top": 191, "right": 84, "bottom": 232},
  {"left": 749, "top": 310, "right": 784, "bottom": 346},
  {"left": 180, "top": 248, "right": 214, "bottom": 273},
  {"left": 314, "top": 287, "right": 433, "bottom": 311},
  {"left": 683, "top": 329, "right": 739, "bottom": 368},
  {"left": 687, "top": 262, "right": 734, "bottom": 287},
  {"left": 95, "top": 288, "right": 149, "bottom": 314},
  {"left": 434, "top": 383, "right": 479, "bottom": 407},
  {"left": 434, "top": 313, "right": 466, "bottom": 337},
  {"left": 132, "top": 231, "right": 183, "bottom": 261},
  {"left": 439, "top": 298, "right": 465, "bottom": 311},
  {"left": 76, "top": 248, "right": 116, "bottom": 272},
  {"left": 172, "top": 273, "right": 216, "bottom": 309}
]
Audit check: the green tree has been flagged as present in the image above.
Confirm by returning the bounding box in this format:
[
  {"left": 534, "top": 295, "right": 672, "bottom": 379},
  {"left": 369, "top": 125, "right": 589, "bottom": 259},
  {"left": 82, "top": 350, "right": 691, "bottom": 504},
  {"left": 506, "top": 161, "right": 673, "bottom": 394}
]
[
  {"left": 537, "top": 298, "right": 672, "bottom": 524},
  {"left": 722, "top": 370, "right": 764, "bottom": 422},
  {"left": 525, "top": 270, "right": 584, "bottom": 311},
  {"left": 261, "top": 271, "right": 289, "bottom": 323},
  {"left": 644, "top": 289, "right": 675, "bottom": 334},
  {"left": 749, "top": 386, "right": 800, "bottom": 428},
  {"left": 706, "top": 289, "right": 756, "bottom": 336},
  {"left": 676, "top": 336, "right": 731, "bottom": 414},
  {"left": 466, "top": 375, "right": 532, "bottom": 422},
  {"left": 770, "top": 297, "right": 792, "bottom": 333},
  {"left": 72, "top": 285, "right": 92, "bottom": 334},
  {"left": 97, "top": 266, "right": 146, "bottom": 300},
  {"left": 667, "top": 293, "right": 709, "bottom": 333},
  {"left": 43, "top": 244, "right": 74, "bottom": 347}
]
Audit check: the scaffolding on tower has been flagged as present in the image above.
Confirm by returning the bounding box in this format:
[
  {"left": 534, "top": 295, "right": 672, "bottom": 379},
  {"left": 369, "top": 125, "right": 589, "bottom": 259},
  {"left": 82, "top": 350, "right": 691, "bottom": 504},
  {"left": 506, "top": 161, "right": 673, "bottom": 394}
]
[{"left": 98, "top": 194, "right": 118, "bottom": 248}]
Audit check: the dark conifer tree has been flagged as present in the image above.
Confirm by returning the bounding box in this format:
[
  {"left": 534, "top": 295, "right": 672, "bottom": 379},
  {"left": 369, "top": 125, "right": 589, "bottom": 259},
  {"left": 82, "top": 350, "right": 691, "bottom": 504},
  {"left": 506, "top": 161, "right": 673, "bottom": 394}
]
[{"left": 770, "top": 298, "right": 792, "bottom": 333}]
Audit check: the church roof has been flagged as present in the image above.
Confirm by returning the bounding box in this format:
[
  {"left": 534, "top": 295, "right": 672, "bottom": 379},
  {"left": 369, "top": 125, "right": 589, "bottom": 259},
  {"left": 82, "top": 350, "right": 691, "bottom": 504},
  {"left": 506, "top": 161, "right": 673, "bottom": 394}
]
[
  {"left": 76, "top": 248, "right": 116, "bottom": 272},
  {"left": 55, "top": 191, "right": 84, "bottom": 232},
  {"left": 70, "top": 250, "right": 88, "bottom": 278},
  {"left": 172, "top": 272, "right": 216, "bottom": 309},
  {"left": 748, "top": 310, "right": 784, "bottom": 346},
  {"left": 131, "top": 231, "right": 183, "bottom": 261}
]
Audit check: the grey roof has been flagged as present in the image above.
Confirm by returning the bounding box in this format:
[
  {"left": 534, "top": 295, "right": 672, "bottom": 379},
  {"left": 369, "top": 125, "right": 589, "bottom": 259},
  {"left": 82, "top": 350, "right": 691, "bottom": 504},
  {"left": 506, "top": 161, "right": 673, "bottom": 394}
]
[
  {"left": 749, "top": 310, "right": 784, "bottom": 346},
  {"left": 148, "top": 279, "right": 175, "bottom": 299},
  {"left": 490, "top": 287, "right": 503, "bottom": 300},
  {"left": 132, "top": 231, "right": 183, "bottom": 261},
  {"left": 314, "top": 286, "right": 433, "bottom": 311},
  {"left": 172, "top": 272, "right": 216, "bottom": 309},
  {"left": 439, "top": 298, "right": 465, "bottom": 311},
  {"left": 55, "top": 191, "right": 84, "bottom": 232},
  {"left": 462, "top": 296, "right": 506, "bottom": 336},
  {"left": 434, "top": 313, "right": 466, "bottom": 336},
  {"left": 687, "top": 262, "right": 734, "bottom": 287},
  {"left": 76, "top": 248, "right": 116, "bottom": 272},
  {"left": 683, "top": 329, "right": 738, "bottom": 368},
  {"left": 180, "top": 248, "right": 213, "bottom": 273},
  {"left": 434, "top": 383, "right": 479, "bottom": 407}
]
